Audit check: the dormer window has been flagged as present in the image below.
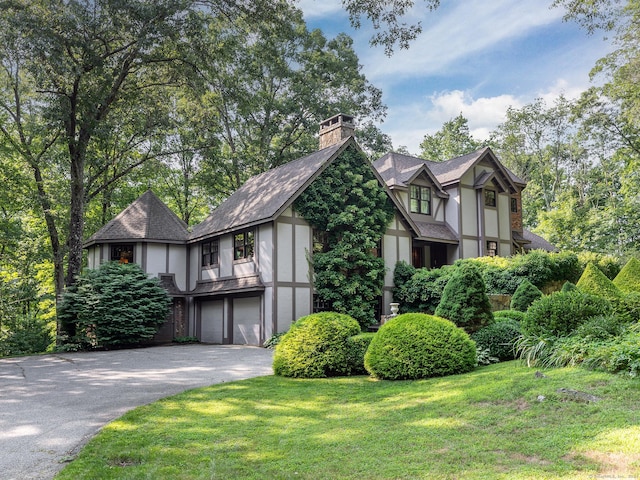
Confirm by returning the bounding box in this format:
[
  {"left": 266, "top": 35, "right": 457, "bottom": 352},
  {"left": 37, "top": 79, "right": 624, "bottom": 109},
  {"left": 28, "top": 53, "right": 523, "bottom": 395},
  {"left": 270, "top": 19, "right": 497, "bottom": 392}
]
[
  {"left": 484, "top": 189, "right": 496, "bottom": 207},
  {"left": 410, "top": 185, "right": 431, "bottom": 215}
]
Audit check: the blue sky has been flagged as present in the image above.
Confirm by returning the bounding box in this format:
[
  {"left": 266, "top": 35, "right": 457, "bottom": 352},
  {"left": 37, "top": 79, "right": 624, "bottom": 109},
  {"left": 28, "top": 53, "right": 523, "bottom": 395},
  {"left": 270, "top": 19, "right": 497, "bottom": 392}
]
[{"left": 298, "top": 0, "right": 615, "bottom": 154}]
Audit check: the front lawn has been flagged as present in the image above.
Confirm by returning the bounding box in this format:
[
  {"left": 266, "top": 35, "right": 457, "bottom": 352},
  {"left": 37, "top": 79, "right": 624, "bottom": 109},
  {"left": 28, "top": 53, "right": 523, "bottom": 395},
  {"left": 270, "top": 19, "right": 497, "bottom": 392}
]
[{"left": 56, "top": 362, "right": 640, "bottom": 479}]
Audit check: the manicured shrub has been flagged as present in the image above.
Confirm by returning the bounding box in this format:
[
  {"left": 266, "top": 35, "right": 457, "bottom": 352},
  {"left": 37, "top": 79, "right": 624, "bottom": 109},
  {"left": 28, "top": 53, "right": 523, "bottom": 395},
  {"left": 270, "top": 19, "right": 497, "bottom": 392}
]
[
  {"left": 398, "top": 266, "right": 453, "bottom": 314},
  {"left": 576, "top": 262, "right": 622, "bottom": 301},
  {"left": 273, "top": 312, "right": 361, "bottom": 378},
  {"left": 345, "top": 333, "right": 376, "bottom": 375},
  {"left": 613, "top": 257, "right": 640, "bottom": 293},
  {"left": 435, "top": 263, "right": 493, "bottom": 333},
  {"left": 472, "top": 319, "right": 521, "bottom": 361},
  {"left": 493, "top": 310, "right": 526, "bottom": 324},
  {"left": 561, "top": 281, "right": 577, "bottom": 293},
  {"left": 58, "top": 262, "right": 171, "bottom": 349},
  {"left": 573, "top": 315, "right": 625, "bottom": 341},
  {"left": 577, "top": 251, "right": 621, "bottom": 280},
  {"left": 613, "top": 292, "right": 640, "bottom": 324},
  {"left": 510, "top": 280, "right": 543, "bottom": 312},
  {"left": 522, "top": 291, "right": 612, "bottom": 337},
  {"left": 364, "top": 313, "right": 476, "bottom": 380}
]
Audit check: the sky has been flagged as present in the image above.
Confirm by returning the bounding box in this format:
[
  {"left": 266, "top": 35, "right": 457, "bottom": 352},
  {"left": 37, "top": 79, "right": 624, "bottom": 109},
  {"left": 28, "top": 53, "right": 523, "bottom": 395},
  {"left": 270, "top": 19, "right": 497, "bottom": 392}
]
[{"left": 298, "top": 0, "right": 615, "bottom": 154}]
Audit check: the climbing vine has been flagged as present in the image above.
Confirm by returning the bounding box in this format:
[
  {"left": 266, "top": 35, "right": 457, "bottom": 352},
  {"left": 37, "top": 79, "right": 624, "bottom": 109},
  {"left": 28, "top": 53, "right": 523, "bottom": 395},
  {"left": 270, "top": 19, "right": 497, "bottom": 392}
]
[{"left": 294, "top": 146, "right": 395, "bottom": 327}]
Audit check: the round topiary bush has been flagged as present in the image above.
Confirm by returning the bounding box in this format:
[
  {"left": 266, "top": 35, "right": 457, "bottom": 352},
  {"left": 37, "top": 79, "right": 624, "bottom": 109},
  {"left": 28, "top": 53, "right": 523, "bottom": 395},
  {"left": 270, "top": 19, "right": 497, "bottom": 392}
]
[
  {"left": 522, "top": 291, "right": 613, "bottom": 337},
  {"left": 472, "top": 320, "right": 522, "bottom": 361},
  {"left": 364, "top": 313, "right": 476, "bottom": 380},
  {"left": 510, "top": 279, "right": 543, "bottom": 312},
  {"left": 272, "top": 312, "right": 361, "bottom": 378}
]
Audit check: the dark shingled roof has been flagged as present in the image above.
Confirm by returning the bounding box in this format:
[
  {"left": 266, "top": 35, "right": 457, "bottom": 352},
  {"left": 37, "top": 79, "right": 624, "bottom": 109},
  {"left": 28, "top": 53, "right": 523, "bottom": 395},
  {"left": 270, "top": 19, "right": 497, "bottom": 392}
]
[
  {"left": 85, "top": 190, "right": 188, "bottom": 246},
  {"left": 190, "top": 139, "right": 350, "bottom": 241},
  {"left": 191, "top": 275, "right": 265, "bottom": 297},
  {"left": 523, "top": 229, "right": 557, "bottom": 252},
  {"left": 414, "top": 221, "right": 459, "bottom": 243},
  {"left": 374, "top": 147, "right": 524, "bottom": 191}
]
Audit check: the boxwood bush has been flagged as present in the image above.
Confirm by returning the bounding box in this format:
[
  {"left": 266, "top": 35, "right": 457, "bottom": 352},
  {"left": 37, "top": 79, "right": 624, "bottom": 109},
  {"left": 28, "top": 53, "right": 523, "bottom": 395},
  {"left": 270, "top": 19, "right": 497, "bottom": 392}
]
[
  {"left": 576, "top": 262, "right": 622, "bottom": 301},
  {"left": 273, "top": 312, "right": 361, "bottom": 378},
  {"left": 493, "top": 310, "right": 526, "bottom": 324},
  {"left": 510, "top": 279, "right": 543, "bottom": 312},
  {"left": 613, "top": 257, "right": 640, "bottom": 293},
  {"left": 522, "top": 291, "right": 612, "bottom": 337},
  {"left": 472, "top": 320, "right": 521, "bottom": 361},
  {"left": 364, "top": 313, "right": 476, "bottom": 380}
]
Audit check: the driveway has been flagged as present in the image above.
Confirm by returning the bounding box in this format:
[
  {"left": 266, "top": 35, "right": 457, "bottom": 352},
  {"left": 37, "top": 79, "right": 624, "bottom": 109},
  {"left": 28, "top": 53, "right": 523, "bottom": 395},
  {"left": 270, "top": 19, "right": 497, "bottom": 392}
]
[{"left": 0, "top": 344, "right": 274, "bottom": 480}]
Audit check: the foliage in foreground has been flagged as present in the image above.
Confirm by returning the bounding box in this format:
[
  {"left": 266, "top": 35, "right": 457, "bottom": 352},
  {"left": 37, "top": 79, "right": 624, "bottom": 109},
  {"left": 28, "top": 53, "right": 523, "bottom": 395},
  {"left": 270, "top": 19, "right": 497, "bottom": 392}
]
[
  {"left": 56, "top": 362, "right": 640, "bottom": 480},
  {"left": 365, "top": 313, "right": 476, "bottom": 380},
  {"left": 472, "top": 319, "right": 522, "bottom": 361},
  {"left": 57, "top": 262, "right": 171, "bottom": 349},
  {"left": 272, "top": 312, "right": 361, "bottom": 378}
]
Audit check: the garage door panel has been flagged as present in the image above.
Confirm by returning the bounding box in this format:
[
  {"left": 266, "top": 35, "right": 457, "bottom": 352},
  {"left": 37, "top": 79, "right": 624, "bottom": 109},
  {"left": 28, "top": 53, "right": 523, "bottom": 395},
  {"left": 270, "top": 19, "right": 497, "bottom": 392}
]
[{"left": 233, "top": 297, "right": 261, "bottom": 345}]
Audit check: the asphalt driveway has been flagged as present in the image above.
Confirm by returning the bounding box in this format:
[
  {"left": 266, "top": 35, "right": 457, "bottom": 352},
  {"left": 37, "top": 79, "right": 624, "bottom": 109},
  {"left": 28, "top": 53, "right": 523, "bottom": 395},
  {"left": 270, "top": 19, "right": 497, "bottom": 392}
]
[{"left": 0, "top": 344, "right": 274, "bottom": 480}]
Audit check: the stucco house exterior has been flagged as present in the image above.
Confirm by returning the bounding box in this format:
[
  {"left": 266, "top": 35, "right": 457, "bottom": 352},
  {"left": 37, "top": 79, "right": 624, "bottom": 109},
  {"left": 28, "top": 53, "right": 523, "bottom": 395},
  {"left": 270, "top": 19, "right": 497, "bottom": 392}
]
[{"left": 84, "top": 114, "right": 546, "bottom": 346}]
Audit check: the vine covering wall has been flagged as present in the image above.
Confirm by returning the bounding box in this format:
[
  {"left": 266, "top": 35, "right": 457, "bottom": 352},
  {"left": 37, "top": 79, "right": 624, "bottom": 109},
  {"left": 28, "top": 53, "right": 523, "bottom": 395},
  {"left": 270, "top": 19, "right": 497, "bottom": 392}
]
[{"left": 294, "top": 146, "right": 395, "bottom": 327}]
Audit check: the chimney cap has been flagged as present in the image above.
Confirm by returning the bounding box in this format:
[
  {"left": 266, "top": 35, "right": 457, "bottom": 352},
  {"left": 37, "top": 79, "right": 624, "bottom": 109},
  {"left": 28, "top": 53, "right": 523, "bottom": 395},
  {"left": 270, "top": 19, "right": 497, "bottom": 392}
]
[{"left": 320, "top": 113, "right": 355, "bottom": 130}]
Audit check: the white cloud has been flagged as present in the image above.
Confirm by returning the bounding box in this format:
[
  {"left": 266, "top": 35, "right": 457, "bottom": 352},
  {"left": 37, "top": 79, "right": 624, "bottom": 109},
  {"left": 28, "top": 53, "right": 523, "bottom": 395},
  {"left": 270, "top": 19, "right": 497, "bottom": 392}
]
[
  {"left": 361, "top": 0, "right": 564, "bottom": 82},
  {"left": 383, "top": 90, "right": 523, "bottom": 154}
]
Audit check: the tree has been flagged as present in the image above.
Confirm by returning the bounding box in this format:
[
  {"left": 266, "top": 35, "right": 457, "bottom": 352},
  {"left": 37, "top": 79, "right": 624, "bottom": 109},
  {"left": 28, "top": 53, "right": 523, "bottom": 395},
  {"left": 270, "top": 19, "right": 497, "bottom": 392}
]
[
  {"left": 191, "top": 9, "right": 387, "bottom": 200},
  {"left": 419, "top": 114, "right": 481, "bottom": 161}
]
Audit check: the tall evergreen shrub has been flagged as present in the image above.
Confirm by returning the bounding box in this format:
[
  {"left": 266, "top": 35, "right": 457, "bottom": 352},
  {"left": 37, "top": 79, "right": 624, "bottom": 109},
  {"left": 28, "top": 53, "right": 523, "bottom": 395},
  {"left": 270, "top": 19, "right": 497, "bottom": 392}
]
[
  {"left": 613, "top": 258, "right": 640, "bottom": 293},
  {"left": 294, "top": 146, "right": 395, "bottom": 327},
  {"left": 58, "top": 262, "right": 171, "bottom": 349},
  {"left": 510, "top": 279, "right": 543, "bottom": 312},
  {"left": 435, "top": 263, "right": 493, "bottom": 333}
]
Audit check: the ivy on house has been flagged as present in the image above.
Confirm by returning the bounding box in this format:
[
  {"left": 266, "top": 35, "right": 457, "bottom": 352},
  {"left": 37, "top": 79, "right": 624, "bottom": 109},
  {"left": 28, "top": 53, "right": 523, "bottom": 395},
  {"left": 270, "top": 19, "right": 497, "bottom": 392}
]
[{"left": 294, "top": 146, "right": 395, "bottom": 327}]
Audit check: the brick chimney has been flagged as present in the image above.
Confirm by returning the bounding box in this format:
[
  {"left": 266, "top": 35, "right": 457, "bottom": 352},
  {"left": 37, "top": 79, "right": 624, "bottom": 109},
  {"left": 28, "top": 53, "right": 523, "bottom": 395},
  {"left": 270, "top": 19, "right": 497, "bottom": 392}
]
[{"left": 319, "top": 114, "right": 355, "bottom": 149}]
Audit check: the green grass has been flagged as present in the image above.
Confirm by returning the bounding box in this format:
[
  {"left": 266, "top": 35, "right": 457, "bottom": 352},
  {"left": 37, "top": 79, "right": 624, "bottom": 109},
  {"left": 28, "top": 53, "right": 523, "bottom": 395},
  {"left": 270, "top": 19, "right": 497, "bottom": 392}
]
[{"left": 56, "top": 362, "right": 640, "bottom": 479}]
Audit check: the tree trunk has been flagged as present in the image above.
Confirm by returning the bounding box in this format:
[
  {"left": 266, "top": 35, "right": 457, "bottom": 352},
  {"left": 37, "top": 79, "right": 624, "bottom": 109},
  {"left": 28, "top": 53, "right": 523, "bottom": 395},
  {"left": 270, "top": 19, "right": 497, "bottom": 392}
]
[{"left": 65, "top": 154, "right": 85, "bottom": 289}]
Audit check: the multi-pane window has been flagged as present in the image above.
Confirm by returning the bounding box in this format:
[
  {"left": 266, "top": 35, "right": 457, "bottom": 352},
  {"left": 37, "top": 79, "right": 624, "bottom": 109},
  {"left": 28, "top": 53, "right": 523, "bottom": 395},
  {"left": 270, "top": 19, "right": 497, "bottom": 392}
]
[
  {"left": 410, "top": 185, "right": 431, "bottom": 215},
  {"left": 234, "top": 230, "right": 255, "bottom": 260},
  {"left": 511, "top": 197, "right": 518, "bottom": 213},
  {"left": 484, "top": 189, "right": 497, "bottom": 207},
  {"left": 111, "top": 244, "right": 134, "bottom": 263},
  {"left": 201, "top": 239, "right": 219, "bottom": 267}
]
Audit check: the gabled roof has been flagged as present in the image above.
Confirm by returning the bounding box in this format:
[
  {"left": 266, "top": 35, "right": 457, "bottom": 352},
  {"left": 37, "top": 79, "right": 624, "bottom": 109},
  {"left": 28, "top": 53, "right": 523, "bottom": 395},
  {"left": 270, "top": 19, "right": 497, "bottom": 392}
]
[
  {"left": 374, "top": 147, "right": 523, "bottom": 193},
  {"left": 373, "top": 152, "right": 448, "bottom": 197},
  {"left": 84, "top": 190, "right": 189, "bottom": 246},
  {"left": 190, "top": 138, "right": 352, "bottom": 241}
]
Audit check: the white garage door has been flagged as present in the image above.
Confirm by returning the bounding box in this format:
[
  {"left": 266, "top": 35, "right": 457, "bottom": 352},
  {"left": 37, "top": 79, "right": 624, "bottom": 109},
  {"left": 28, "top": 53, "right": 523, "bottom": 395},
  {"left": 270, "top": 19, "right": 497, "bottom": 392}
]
[
  {"left": 233, "top": 297, "right": 261, "bottom": 345},
  {"left": 200, "top": 300, "right": 224, "bottom": 344}
]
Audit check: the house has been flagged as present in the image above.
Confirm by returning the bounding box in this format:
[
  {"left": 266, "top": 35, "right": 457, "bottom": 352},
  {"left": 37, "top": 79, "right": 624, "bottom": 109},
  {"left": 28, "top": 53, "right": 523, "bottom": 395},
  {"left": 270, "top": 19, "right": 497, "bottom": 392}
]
[{"left": 84, "top": 114, "right": 542, "bottom": 346}]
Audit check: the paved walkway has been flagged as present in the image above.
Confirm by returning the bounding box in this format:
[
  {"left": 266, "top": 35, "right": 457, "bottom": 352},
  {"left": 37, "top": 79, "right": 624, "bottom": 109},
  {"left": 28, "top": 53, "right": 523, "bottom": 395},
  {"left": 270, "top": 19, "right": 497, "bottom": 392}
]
[{"left": 0, "top": 345, "right": 274, "bottom": 480}]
